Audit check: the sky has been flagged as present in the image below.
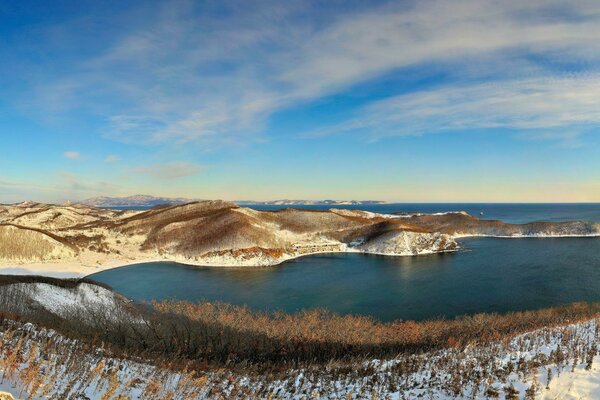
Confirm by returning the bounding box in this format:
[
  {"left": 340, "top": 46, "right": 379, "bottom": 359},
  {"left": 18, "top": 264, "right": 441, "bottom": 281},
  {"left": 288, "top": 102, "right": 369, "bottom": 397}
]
[{"left": 1, "top": 0, "right": 600, "bottom": 203}]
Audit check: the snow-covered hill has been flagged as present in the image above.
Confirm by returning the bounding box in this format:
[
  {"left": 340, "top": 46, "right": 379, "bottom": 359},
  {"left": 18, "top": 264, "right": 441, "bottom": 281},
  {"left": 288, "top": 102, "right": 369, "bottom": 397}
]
[
  {"left": 0, "top": 312, "right": 597, "bottom": 399},
  {"left": 1, "top": 200, "right": 599, "bottom": 275}
]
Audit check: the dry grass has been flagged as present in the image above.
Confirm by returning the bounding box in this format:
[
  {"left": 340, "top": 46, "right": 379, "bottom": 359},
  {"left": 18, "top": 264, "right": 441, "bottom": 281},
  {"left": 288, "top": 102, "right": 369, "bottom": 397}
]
[
  {"left": 0, "top": 226, "right": 56, "bottom": 260},
  {"left": 152, "top": 300, "right": 600, "bottom": 364},
  {"left": 0, "top": 313, "right": 597, "bottom": 399}
]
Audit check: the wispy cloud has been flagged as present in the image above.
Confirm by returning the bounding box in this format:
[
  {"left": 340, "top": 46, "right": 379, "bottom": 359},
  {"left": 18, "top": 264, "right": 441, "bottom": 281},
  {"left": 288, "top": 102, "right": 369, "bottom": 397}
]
[
  {"left": 0, "top": 173, "right": 124, "bottom": 203},
  {"left": 57, "top": 171, "right": 122, "bottom": 195},
  {"left": 519, "top": 131, "right": 585, "bottom": 148},
  {"left": 310, "top": 74, "right": 600, "bottom": 141},
  {"left": 281, "top": 1, "right": 600, "bottom": 96},
  {"left": 18, "top": 0, "right": 600, "bottom": 147},
  {"left": 63, "top": 151, "right": 80, "bottom": 160},
  {"left": 133, "top": 161, "right": 205, "bottom": 179},
  {"left": 104, "top": 154, "right": 120, "bottom": 163}
]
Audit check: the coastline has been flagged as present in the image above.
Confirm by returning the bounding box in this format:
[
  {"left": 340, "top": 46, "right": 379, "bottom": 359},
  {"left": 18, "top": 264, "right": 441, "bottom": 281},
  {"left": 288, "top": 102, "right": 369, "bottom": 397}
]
[
  {"left": 0, "top": 247, "right": 457, "bottom": 279},
  {"left": 1, "top": 231, "right": 599, "bottom": 279}
]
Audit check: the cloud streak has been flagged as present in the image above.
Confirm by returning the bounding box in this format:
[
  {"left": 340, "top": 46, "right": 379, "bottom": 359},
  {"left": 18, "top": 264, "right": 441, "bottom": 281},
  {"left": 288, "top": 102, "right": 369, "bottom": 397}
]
[
  {"left": 0, "top": 174, "right": 124, "bottom": 203},
  {"left": 63, "top": 151, "right": 80, "bottom": 160},
  {"left": 311, "top": 74, "right": 600, "bottom": 140},
  {"left": 104, "top": 154, "right": 120, "bottom": 163},
  {"left": 133, "top": 161, "right": 205, "bottom": 179},
  {"left": 17, "top": 0, "right": 600, "bottom": 147}
]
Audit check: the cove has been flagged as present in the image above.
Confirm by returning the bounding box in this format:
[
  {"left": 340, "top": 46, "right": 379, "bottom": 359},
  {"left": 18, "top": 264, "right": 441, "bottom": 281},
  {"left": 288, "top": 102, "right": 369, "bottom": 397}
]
[{"left": 90, "top": 237, "right": 600, "bottom": 322}]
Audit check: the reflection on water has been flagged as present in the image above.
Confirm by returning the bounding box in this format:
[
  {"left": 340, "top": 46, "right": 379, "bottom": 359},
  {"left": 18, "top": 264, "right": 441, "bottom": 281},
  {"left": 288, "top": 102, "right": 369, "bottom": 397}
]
[{"left": 90, "top": 237, "right": 600, "bottom": 321}]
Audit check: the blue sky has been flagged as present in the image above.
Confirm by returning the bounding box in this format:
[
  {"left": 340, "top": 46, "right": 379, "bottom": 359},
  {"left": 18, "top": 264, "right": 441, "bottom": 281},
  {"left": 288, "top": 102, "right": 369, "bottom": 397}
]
[{"left": 2, "top": 0, "right": 600, "bottom": 202}]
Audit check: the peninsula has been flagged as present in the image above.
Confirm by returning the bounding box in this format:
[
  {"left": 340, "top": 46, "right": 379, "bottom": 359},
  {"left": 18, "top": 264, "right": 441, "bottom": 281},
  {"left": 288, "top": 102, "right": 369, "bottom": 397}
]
[{"left": 1, "top": 200, "right": 599, "bottom": 277}]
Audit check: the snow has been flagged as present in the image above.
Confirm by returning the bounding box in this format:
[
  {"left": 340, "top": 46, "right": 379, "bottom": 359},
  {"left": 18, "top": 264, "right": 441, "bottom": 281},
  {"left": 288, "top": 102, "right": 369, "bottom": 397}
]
[
  {"left": 394, "top": 211, "right": 470, "bottom": 218},
  {"left": 453, "top": 232, "right": 600, "bottom": 239},
  {"left": 0, "top": 306, "right": 597, "bottom": 398},
  {"left": 356, "top": 230, "right": 457, "bottom": 256},
  {"left": 543, "top": 358, "right": 600, "bottom": 399},
  {"left": 26, "top": 283, "right": 117, "bottom": 317},
  {"left": 329, "top": 208, "right": 401, "bottom": 219},
  {"left": 0, "top": 282, "right": 125, "bottom": 323}
]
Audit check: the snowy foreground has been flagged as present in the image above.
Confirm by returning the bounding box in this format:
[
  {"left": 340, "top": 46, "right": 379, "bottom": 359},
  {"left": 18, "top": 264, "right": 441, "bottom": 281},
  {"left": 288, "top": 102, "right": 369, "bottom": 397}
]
[
  {"left": 0, "top": 311, "right": 598, "bottom": 398},
  {"left": 0, "top": 323, "right": 597, "bottom": 399}
]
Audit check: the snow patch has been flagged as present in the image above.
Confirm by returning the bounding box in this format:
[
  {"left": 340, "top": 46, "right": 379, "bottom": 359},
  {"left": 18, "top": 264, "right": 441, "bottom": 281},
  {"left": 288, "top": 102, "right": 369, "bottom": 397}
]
[{"left": 27, "top": 283, "right": 117, "bottom": 317}]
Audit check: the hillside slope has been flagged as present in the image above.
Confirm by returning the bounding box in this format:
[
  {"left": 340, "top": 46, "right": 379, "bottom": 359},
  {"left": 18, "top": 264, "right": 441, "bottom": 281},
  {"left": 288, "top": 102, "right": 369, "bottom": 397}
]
[
  {"left": 0, "top": 201, "right": 456, "bottom": 270},
  {"left": 0, "top": 200, "right": 598, "bottom": 272}
]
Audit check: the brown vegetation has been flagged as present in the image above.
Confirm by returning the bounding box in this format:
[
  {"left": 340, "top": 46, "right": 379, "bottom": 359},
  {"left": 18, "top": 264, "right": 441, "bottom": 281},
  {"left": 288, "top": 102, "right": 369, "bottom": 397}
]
[
  {"left": 3, "top": 276, "right": 598, "bottom": 368},
  {"left": 0, "top": 278, "right": 597, "bottom": 398},
  {"left": 4, "top": 201, "right": 445, "bottom": 264},
  {"left": 0, "top": 225, "right": 66, "bottom": 260},
  {"left": 4, "top": 200, "right": 593, "bottom": 268},
  {"left": 151, "top": 300, "right": 600, "bottom": 364},
  {"left": 201, "top": 247, "right": 286, "bottom": 260},
  {"left": 408, "top": 213, "right": 600, "bottom": 236}
]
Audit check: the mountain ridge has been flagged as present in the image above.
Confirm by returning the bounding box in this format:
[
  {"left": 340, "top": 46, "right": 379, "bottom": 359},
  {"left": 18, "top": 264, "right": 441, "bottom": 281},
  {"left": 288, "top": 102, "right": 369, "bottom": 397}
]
[
  {"left": 0, "top": 200, "right": 454, "bottom": 272},
  {"left": 1, "top": 200, "right": 598, "bottom": 275},
  {"left": 78, "top": 195, "right": 387, "bottom": 208},
  {"left": 78, "top": 194, "right": 201, "bottom": 207}
]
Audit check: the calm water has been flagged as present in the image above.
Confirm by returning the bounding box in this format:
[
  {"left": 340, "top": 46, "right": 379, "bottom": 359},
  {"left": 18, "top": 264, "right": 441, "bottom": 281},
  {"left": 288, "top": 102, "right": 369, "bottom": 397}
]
[{"left": 91, "top": 235, "right": 600, "bottom": 321}]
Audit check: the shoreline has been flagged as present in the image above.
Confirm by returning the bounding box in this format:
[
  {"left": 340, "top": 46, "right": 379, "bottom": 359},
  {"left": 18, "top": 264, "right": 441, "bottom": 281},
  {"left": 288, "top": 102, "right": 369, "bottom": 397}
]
[
  {"left": 0, "top": 248, "right": 458, "bottom": 279},
  {"left": 1, "top": 232, "right": 599, "bottom": 278}
]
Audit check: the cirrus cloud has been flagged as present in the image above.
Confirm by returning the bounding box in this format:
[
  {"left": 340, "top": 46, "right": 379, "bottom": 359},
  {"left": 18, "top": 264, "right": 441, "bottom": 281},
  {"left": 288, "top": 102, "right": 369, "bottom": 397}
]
[
  {"left": 63, "top": 151, "right": 81, "bottom": 160},
  {"left": 133, "top": 161, "right": 205, "bottom": 179},
  {"left": 15, "top": 0, "right": 600, "bottom": 148},
  {"left": 310, "top": 74, "right": 600, "bottom": 142},
  {"left": 104, "top": 154, "right": 120, "bottom": 163}
]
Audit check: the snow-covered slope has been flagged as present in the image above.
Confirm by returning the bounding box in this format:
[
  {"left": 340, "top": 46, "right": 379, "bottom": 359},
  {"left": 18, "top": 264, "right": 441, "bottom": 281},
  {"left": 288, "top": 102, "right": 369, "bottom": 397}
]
[
  {"left": 0, "top": 281, "right": 129, "bottom": 322},
  {"left": 2, "top": 201, "right": 599, "bottom": 273},
  {"left": 0, "top": 316, "right": 598, "bottom": 399},
  {"left": 26, "top": 283, "right": 118, "bottom": 317},
  {"left": 354, "top": 230, "right": 456, "bottom": 256},
  {"left": 0, "top": 201, "right": 460, "bottom": 270}
]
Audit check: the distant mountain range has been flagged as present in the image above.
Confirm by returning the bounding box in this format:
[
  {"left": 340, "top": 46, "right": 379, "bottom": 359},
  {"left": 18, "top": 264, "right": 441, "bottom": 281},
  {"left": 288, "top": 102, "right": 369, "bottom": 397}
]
[
  {"left": 79, "top": 195, "right": 387, "bottom": 208},
  {"left": 236, "top": 200, "right": 387, "bottom": 206},
  {"left": 79, "top": 195, "right": 199, "bottom": 207}
]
